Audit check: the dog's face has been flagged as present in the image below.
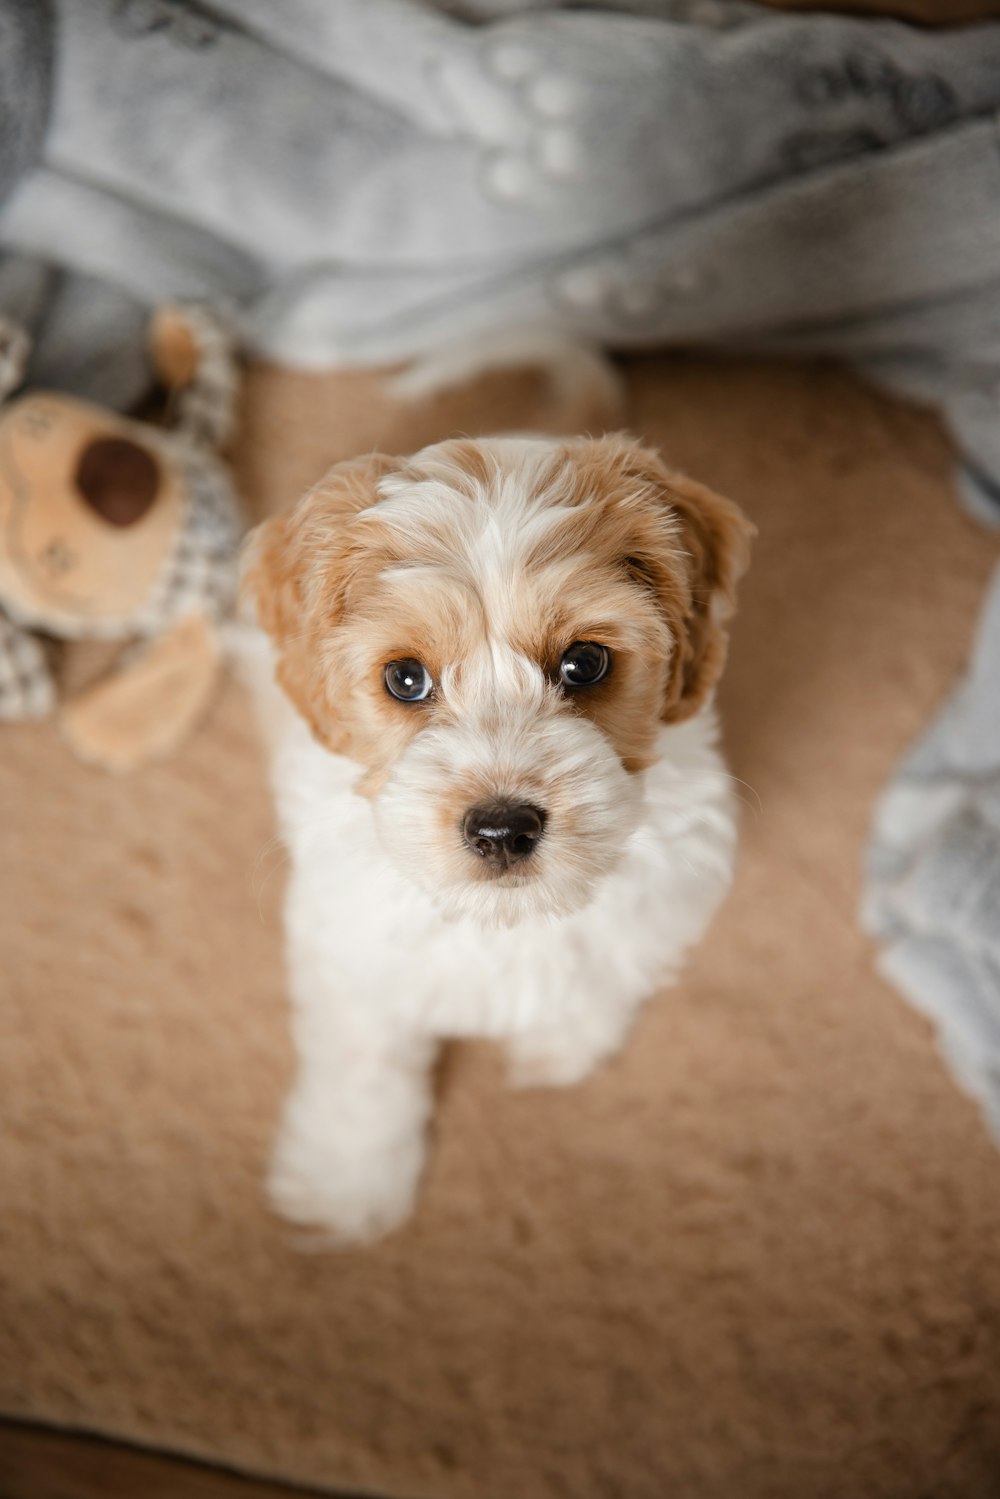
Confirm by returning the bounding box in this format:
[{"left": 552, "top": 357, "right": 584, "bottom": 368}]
[{"left": 243, "top": 435, "right": 751, "bottom": 925}]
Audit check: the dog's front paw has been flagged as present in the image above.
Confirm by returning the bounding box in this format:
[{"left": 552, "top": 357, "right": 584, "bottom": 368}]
[{"left": 267, "top": 1127, "right": 425, "bottom": 1247}]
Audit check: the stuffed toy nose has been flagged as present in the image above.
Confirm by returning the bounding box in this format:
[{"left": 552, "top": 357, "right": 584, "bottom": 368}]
[{"left": 75, "top": 436, "right": 160, "bottom": 527}]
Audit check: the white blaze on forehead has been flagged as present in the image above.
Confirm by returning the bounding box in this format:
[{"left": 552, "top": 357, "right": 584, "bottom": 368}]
[
  {"left": 373, "top": 437, "right": 577, "bottom": 574},
  {"left": 440, "top": 638, "right": 547, "bottom": 718},
  {"left": 364, "top": 436, "right": 591, "bottom": 672}
]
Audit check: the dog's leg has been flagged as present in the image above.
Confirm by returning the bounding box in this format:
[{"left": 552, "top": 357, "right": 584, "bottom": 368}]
[
  {"left": 268, "top": 995, "right": 437, "bottom": 1245},
  {"left": 505, "top": 991, "right": 642, "bottom": 1091}
]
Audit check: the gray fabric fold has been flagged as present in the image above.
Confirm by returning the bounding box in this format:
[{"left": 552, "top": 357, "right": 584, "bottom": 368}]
[
  {"left": 1, "top": 3, "right": 999, "bottom": 422},
  {"left": 865, "top": 564, "right": 1000, "bottom": 1144},
  {"left": 4, "top": 0, "right": 1000, "bottom": 520},
  {"left": 0, "top": 0, "right": 53, "bottom": 206}
]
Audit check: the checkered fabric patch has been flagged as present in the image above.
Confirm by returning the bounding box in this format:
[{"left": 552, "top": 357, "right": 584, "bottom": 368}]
[
  {"left": 0, "top": 314, "right": 29, "bottom": 403},
  {"left": 0, "top": 613, "right": 55, "bottom": 720},
  {"left": 130, "top": 442, "right": 242, "bottom": 636}
]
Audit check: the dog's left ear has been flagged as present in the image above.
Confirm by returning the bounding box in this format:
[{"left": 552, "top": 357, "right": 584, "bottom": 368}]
[
  {"left": 579, "top": 436, "right": 754, "bottom": 724},
  {"left": 654, "top": 462, "right": 754, "bottom": 723}
]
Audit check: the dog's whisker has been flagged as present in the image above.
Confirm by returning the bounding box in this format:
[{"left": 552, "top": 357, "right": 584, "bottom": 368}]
[
  {"left": 717, "top": 773, "right": 763, "bottom": 816},
  {"left": 651, "top": 771, "right": 762, "bottom": 821},
  {"left": 248, "top": 835, "right": 284, "bottom": 892},
  {"left": 250, "top": 835, "right": 293, "bottom": 917}
]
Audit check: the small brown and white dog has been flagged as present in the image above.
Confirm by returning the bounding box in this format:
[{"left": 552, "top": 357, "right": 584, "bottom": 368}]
[{"left": 240, "top": 431, "right": 752, "bottom": 1244}]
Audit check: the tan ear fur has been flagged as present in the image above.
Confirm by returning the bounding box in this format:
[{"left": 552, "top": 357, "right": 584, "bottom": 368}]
[
  {"left": 567, "top": 435, "right": 753, "bottom": 724},
  {"left": 240, "top": 453, "right": 396, "bottom": 746},
  {"left": 658, "top": 466, "right": 754, "bottom": 722}
]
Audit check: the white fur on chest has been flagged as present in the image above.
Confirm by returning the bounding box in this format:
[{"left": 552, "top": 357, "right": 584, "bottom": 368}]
[{"left": 271, "top": 686, "right": 737, "bottom": 1042}]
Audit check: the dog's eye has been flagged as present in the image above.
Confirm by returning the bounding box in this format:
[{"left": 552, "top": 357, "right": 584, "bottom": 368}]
[
  {"left": 559, "top": 641, "right": 612, "bottom": 689},
  {"left": 384, "top": 658, "right": 433, "bottom": 703}
]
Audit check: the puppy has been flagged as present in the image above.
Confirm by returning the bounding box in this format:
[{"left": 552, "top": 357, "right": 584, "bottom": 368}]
[{"left": 240, "top": 433, "right": 752, "bottom": 1244}]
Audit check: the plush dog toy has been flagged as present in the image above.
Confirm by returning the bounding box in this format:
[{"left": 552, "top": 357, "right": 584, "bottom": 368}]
[{"left": 0, "top": 304, "right": 242, "bottom": 770}]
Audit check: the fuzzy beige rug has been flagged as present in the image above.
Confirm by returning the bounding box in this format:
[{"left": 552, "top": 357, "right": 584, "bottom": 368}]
[{"left": 3, "top": 355, "right": 1000, "bottom": 1499}]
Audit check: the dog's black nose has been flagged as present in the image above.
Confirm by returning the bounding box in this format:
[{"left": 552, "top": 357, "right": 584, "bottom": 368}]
[{"left": 463, "top": 802, "right": 546, "bottom": 867}]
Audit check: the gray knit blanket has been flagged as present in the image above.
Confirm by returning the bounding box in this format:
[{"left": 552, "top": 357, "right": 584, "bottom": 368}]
[{"left": 3, "top": 0, "right": 1000, "bottom": 1142}]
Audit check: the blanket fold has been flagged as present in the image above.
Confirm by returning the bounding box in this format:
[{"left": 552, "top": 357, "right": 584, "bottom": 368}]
[{"left": 866, "top": 563, "right": 1000, "bottom": 1142}]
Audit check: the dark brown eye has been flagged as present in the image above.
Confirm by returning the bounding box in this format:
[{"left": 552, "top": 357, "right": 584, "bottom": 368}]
[
  {"left": 559, "top": 641, "right": 612, "bottom": 689},
  {"left": 384, "top": 658, "right": 433, "bottom": 702}
]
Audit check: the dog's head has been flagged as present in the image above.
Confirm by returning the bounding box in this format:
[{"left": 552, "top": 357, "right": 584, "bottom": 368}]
[{"left": 243, "top": 435, "right": 752, "bottom": 925}]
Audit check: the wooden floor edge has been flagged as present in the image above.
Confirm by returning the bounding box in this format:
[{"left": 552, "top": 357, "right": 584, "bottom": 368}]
[{"left": 0, "top": 1418, "right": 382, "bottom": 1499}]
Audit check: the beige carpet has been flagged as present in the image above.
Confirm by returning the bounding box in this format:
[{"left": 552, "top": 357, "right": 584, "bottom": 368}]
[{"left": 3, "top": 355, "right": 1000, "bottom": 1499}]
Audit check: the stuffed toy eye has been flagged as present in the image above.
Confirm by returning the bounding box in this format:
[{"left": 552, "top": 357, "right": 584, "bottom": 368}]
[
  {"left": 559, "top": 641, "right": 612, "bottom": 689},
  {"left": 384, "top": 658, "right": 433, "bottom": 702}
]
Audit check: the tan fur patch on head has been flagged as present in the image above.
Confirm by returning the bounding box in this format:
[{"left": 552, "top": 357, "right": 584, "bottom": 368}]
[
  {"left": 240, "top": 452, "right": 400, "bottom": 753},
  {"left": 553, "top": 435, "right": 754, "bottom": 723},
  {"left": 241, "top": 435, "right": 753, "bottom": 793}
]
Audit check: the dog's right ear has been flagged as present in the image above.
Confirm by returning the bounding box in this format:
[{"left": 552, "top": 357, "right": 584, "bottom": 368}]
[{"left": 240, "top": 453, "right": 396, "bottom": 745}]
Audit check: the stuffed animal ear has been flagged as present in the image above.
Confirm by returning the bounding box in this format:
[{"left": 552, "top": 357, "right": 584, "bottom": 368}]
[
  {"left": 149, "top": 306, "right": 200, "bottom": 390},
  {"left": 149, "top": 304, "right": 238, "bottom": 450},
  {"left": 240, "top": 453, "right": 397, "bottom": 744},
  {"left": 61, "top": 611, "right": 221, "bottom": 772}
]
